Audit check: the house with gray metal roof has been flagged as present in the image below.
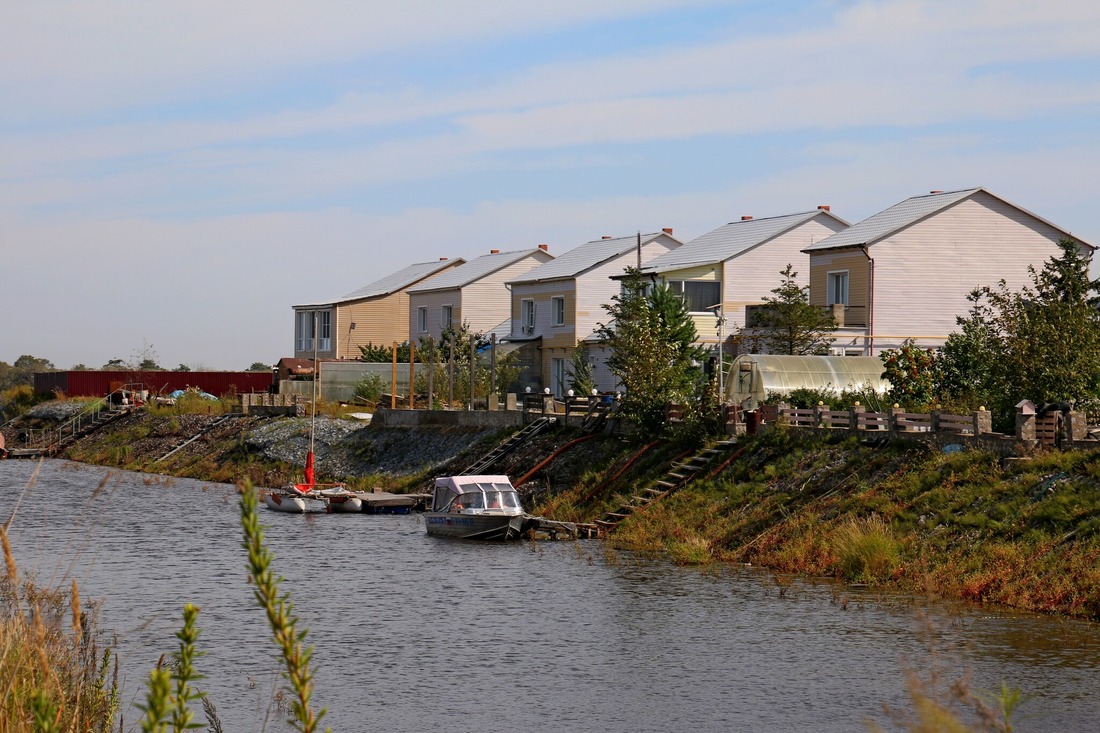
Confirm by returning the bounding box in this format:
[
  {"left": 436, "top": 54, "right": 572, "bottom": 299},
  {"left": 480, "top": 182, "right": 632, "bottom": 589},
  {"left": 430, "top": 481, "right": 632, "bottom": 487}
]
[
  {"left": 803, "top": 187, "right": 1096, "bottom": 355},
  {"left": 291, "top": 258, "right": 463, "bottom": 360},
  {"left": 406, "top": 246, "right": 553, "bottom": 343},
  {"left": 639, "top": 207, "right": 848, "bottom": 349},
  {"left": 504, "top": 229, "right": 682, "bottom": 395}
]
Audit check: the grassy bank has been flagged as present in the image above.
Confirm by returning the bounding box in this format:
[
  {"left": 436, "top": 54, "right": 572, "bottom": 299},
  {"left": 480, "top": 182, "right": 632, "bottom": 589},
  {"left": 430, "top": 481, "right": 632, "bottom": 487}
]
[{"left": 531, "top": 428, "right": 1100, "bottom": 620}]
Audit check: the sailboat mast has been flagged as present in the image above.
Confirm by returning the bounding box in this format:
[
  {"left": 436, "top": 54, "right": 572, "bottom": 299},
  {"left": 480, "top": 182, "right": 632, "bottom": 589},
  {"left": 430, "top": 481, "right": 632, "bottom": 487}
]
[{"left": 311, "top": 311, "right": 318, "bottom": 457}]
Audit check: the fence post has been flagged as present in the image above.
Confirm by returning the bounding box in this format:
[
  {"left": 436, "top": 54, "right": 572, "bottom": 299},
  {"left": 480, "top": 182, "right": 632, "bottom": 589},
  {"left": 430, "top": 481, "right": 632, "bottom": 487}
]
[
  {"left": 889, "top": 404, "right": 902, "bottom": 436},
  {"left": 930, "top": 406, "right": 942, "bottom": 434},
  {"left": 814, "top": 401, "right": 827, "bottom": 429},
  {"left": 1015, "top": 400, "right": 1036, "bottom": 443},
  {"left": 849, "top": 402, "right": 865, "bottom": 432},
  {"left": 1067, "top": 410, "right": 1086, "bottom": 446},
  {"left": 973, "top": 408, "right": 992, "bottom": 436}
]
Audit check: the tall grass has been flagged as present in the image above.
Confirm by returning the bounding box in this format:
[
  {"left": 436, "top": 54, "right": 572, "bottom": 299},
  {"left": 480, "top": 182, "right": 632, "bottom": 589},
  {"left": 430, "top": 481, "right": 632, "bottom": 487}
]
[
  {"left": 834, "top": 515, "right": 901, "bottom": 584},
  {"left": 0, "top": 527, "right": 120, "bottom": 732}
]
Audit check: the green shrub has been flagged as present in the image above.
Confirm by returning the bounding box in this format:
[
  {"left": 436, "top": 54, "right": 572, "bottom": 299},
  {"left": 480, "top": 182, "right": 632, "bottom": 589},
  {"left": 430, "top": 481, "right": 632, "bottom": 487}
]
[{"left": 353, "top": 374, "right": 385, "bottom": 403}]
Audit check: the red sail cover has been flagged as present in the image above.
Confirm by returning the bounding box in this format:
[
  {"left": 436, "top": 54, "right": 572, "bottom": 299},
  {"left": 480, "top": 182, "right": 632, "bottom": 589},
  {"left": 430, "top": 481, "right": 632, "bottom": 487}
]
[{"left": 304, "top": 451, "right": 315, "bottom": 487}]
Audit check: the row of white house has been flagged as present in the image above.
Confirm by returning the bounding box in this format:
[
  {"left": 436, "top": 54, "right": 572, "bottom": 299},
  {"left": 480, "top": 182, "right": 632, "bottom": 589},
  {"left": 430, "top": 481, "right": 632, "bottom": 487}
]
[{"left": 292, "top": 187, "right": 1095, "bottom": 396}]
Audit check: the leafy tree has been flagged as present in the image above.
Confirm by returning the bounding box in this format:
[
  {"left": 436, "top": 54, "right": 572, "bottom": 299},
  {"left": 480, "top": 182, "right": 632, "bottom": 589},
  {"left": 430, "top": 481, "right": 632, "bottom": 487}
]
[
  {"left": 174, "top": 364, "right": 192, "bottom": 372},
  {"left": 71, "top": 363, "right": 90, "bottom": 371},
  {"left": 938, "top": 239, "right": 1100, "bottom": 427},
  {"left": 599, "top": 268, "right": 706, "bottom": 436},
  {"left": 0, "top": 355, "right": 56, "bottom": 391},
  {"left": 359, "top": 341, "right": 411, "bottom": 363},
  {"left": 102, "top": 358, "right": 128, "bottom": 371},
  {"left": 880, "top": 340, "right": 940, "bottom": 409},
  {"left": 741, "top": 264, "right": 837, "bottom": 355},
  {"left": 138, "top": 358, "right": 163, "bottom": 371},
  {"left": 247, "top": 362, "right": 271, "bottom": 372}
]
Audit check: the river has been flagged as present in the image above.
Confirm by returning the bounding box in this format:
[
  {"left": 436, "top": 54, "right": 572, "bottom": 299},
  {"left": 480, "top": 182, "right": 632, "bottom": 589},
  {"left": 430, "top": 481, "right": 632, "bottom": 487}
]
[{"left": 2, "top": 460, "right": 1098, "bottom": 732}]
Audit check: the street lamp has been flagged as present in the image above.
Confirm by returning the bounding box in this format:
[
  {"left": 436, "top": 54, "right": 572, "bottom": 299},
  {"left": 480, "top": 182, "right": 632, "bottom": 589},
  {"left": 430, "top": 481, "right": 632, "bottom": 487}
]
[{"left": 706, "top": 303, "right": 726, "bottom": 398}]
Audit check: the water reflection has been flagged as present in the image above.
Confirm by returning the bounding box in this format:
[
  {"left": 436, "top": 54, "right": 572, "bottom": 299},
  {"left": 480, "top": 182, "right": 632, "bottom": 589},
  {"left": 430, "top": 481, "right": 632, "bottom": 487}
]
[{"left": 1, "top": 460, "right": 1097, "bottom": 732}]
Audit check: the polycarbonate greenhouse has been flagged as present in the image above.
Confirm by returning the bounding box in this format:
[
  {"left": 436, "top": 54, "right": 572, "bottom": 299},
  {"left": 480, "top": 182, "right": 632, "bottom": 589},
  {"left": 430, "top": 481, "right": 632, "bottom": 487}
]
[{"left": 724, "top": 354, "right": 889, "bottom": 408}]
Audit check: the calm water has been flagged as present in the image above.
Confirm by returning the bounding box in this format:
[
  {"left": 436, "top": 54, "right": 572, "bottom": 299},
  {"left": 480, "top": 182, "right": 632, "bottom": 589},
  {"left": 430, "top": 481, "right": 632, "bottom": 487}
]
[{"left": 2, "top": 460, "right": 1098, "bottom": 732}]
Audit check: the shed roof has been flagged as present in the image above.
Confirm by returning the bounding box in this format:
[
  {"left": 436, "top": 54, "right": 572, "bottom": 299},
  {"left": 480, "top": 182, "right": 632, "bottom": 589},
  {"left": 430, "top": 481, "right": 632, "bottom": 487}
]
[
  {"left": 294, "top": 259, "right": 463, "bottom": 308},
  {"left": 407, "top": 248, "right": 551, "bottom": 294},
  {"left": 508, "top": 232, "right": 677, "bottom": 285},
  {"left": 642, "top": 210, "right": 846, "bottom": 272},
  {"left": 803, "top": 187, "right": 1095, "bottom": 252}
]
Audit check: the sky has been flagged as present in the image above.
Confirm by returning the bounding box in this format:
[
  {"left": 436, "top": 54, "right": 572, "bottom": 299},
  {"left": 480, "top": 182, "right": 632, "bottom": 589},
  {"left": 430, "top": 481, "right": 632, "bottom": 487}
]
[{"left": 2, "top": 0, "right": 1099, "bottom": 371}]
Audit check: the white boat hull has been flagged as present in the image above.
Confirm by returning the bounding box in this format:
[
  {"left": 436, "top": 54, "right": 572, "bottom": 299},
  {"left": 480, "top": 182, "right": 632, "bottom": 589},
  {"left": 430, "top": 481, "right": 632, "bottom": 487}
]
[
  {"left": 424, "top": 511, "right": 527, "bottom": 540},
  {"left": 265, "top": 492, "right": 308, "bottom": 513}
]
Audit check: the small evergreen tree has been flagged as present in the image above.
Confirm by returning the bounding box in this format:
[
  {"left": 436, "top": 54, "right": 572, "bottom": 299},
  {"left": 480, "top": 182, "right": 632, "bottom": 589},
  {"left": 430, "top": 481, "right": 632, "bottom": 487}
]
[
  {"left": 742, "top": 264, "right": 837, "bottom": 355},
  {"left": 599, "top": 268, "right": 706, "bottom": 436},
  {"left": 566, "top": 346, "right": 597, "bottom": 396}
]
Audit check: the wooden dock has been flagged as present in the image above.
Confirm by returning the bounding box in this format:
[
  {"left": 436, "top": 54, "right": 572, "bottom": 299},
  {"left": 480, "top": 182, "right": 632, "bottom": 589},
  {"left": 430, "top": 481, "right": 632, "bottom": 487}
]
[{"left": 524, "top": 516, "right": 600, "bottom": 540}]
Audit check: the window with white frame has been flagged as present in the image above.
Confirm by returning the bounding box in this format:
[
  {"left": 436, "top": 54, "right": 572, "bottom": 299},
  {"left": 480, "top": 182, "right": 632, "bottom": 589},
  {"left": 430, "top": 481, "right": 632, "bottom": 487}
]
[
  {"left": 441, "top": 305, "right": 453, "bottom": 330},
  {"left": 417, "top": 307, "right": 428, "bottom": 333},
  {"left": 296, "top": 309, "right": 332, "bottom": 352},
  {"left": 827, "top": 271, "right": 849, "bottom": 306},
  {"left": 521, "top": 299, "right": 535, "bottom": 334},
  {"left": 295, "top": 311, "right": 312, "bottom": 352},
  {"left": 317, "top": 310, "right": 331, "bottom": 351},
  {"left": 552, "top": 296, "right": 565, "bottom": 326},
  {"left": 666, "top": 279, "right": 722, "bottom": 312}
]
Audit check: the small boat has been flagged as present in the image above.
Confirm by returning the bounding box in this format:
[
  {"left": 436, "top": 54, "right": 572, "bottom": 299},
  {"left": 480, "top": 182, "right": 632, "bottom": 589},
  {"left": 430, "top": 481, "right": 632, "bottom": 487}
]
[
  {"left": 424, "top": 475, "right": 527, "bottom": 540},
  {"left": 264, "top": 485, "right": 312, "bottom": 513},
  {"left": 317, "top": 485, "right": 363, "bottom": 513}
]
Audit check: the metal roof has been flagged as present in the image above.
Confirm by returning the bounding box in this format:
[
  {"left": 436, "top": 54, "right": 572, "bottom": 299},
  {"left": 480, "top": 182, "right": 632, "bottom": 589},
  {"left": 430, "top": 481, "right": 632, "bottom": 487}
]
[
  {"left": 641, "top": 210, "right": 845, "bottom": 273},
  {"left": 803, "top": 189, "right": 979, "bottom": 252},
  {"left": 508, "top": 232, "right": 675, "bottom": 284},
  {"left": 407, "top": 248, "right": 551, "bottom": 294},
  {"left": 294, "top": 259, "right": 464, "bottom": 307}
]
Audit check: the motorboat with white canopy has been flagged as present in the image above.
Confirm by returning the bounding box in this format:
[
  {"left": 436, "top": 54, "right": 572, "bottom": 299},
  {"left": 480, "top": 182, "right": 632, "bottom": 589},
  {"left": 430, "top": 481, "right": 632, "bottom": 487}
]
[{"left": 424, "top": 475, "right": 526, "bottom": 540}]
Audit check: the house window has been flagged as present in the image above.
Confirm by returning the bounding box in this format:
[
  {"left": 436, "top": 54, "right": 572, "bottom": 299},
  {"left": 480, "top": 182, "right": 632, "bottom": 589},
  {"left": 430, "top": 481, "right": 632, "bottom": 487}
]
[
  {"left": 552, "top": 296, "right": 565, "bottom": 326},
  {"left": 417, "top": 307, "right": 428, "bottom": 333},
  {"left": 667, "top": 280, "right": 722, "bottom": 312},
  {"left": 551, "top": 357, "right": 567, "bottom": 398},
  {"left": 317, "top": 310, "right": 331, "bottom": 351},
  {"left": 441, "top": 305, "right": 453, "bottom": 330},
  {"left": 827, "top": 271, "right": 849, "bottom": 306},
  {"left": 295, "top": 311, "right": 312, "bottom": 352},
  {"left": 521, "top": 299, "right": 535, "bottom": 335}
]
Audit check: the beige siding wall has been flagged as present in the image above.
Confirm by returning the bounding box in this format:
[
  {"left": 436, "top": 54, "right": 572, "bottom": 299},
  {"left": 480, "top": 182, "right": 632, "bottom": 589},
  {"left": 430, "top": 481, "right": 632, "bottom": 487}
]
[
  {"left": 868, "top": 192, "right": 1074, "bottom": 352},
  {"left": 510, "top": 280, "right": 576, "bottom": 350},
  {"left": 335, "top": 292, "right": 410, "bottom": 357},
  {"left": 727, "top": 216, "right": 849, "bottom": 333},
  {"left": 574, "top": 235, "right": 678, "bottom": 340},
  {"left": 807, "top": 250, "right": 870, "bottom": 308}
]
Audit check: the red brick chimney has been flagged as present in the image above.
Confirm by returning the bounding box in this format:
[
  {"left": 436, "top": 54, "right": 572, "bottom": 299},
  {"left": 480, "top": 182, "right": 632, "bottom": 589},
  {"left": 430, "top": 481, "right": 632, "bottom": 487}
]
[
  {"left": 490, "top": 249, "right": 500, "bottom": 254},
  {"left": 662, "top": 227, "right": 673, "bottom": 235},
  {"left": 741, "top": 215, "right": 752, "bottom": 221},
  {"left": 930, "top": 190, "right": 944, "bottom": 194},
  {"left": 817, "top": 205, "right": 830, "bottom": 212},
  {"left": 601, "top": 235, "right": 612, "bottom": 239},
  {"left": 538, "top": 244, "right": 548, "bottom": 251},
  {"left": 439, "top": 257, "right": 448, "bottom": 261}
]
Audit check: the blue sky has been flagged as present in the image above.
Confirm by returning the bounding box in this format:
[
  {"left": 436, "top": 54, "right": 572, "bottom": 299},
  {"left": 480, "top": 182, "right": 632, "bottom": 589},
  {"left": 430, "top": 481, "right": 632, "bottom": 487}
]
[{"left": 3, "top": 0, "right": 1099, "bottom": 370}]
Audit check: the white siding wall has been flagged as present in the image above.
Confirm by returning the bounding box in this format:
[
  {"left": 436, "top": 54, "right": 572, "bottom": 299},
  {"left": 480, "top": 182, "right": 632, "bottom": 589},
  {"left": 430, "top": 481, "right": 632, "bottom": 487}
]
[
  {"left": 407, "top": 289, "right": 460, "bottom": 343},
  {"left": 574, "top": 235, "right": 678, "bottom": 339},
  {"left": 460, "top": 252, "right": 553, "bottom": 333},
  {"left": 869, "top": 192, "right": 1077, "bottom": 353},
  {"left": 723, "top": 216, "right": 849, "bottom": 331}
]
